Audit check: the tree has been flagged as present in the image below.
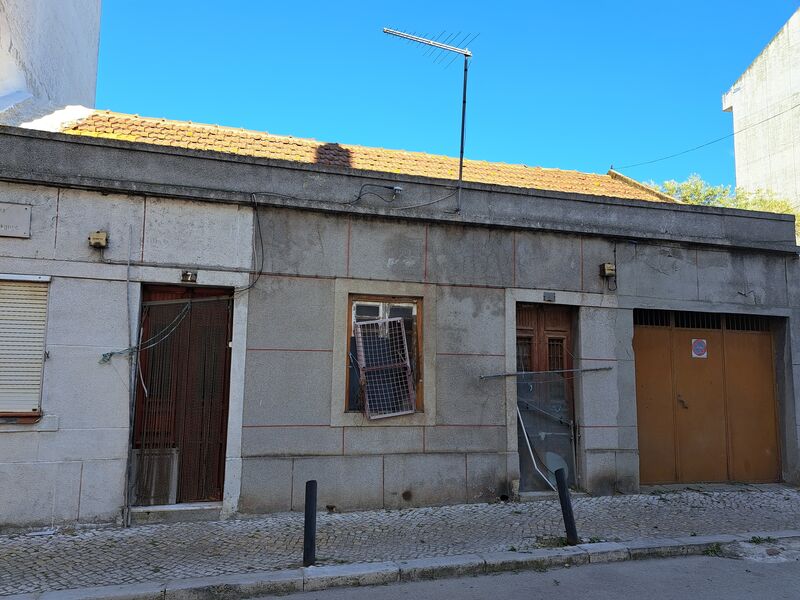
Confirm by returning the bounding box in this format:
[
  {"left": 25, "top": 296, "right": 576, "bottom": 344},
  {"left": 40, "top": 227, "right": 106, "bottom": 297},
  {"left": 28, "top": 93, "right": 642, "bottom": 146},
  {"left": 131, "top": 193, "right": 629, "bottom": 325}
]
[{"left": 647, "top": 174, "right": 799, "bottom": 238}]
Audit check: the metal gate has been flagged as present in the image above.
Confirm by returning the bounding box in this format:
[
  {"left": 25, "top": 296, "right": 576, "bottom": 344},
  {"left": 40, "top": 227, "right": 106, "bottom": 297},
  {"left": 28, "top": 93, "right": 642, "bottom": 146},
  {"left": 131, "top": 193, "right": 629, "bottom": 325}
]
[
  {"left": 516, "top": 304, "right": 577, "bottom": 491},
  {"left": 130, "top": 286, "right": 232, "bottom": 506},
  {"left": 633, "top": 309, "right": 780, "bottom": 484}
]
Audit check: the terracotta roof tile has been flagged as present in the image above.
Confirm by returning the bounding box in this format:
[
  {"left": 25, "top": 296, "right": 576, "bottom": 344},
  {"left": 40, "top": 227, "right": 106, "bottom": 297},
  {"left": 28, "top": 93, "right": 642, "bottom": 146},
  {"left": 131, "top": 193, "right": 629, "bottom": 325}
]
[{"left": 60, "top": 111, "right": 673, "bottom": 203}]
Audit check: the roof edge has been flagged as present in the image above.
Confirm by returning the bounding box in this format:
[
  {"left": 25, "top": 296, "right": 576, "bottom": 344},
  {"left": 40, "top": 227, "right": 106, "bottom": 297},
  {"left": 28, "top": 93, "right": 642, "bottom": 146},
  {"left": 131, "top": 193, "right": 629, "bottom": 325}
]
[{"left": 607, "top": 169, "right": 679, "bottom": 204}]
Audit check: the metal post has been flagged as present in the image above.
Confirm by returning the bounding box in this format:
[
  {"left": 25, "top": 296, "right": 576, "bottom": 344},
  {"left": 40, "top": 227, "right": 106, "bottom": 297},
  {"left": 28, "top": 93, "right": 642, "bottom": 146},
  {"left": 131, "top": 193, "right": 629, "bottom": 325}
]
[
  {"left": 456, "top": 55, "right": 469, "bottom": 213},
  {"left": 303, "top": 480, "right": 317, "bottom": 566},
  {"left": 555, "top": 468, "right": 579, "bottom": 545}
]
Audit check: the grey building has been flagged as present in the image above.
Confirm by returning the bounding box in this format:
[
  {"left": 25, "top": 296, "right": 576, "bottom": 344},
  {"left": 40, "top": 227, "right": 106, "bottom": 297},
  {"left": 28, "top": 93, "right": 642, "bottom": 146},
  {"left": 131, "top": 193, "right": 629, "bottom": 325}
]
[
  {"left": 723, "top": 8, "right": 800, "bottom": 205},
  {"left": 0, "top": 111, "right": 798, "bottom": 530}
]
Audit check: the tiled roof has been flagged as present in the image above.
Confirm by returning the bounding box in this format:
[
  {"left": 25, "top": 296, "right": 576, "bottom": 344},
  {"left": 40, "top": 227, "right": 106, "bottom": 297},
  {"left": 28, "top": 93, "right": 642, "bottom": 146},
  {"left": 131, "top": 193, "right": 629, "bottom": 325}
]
[{"left": 61, "top": 110, "right": 673, "bottom": 203}]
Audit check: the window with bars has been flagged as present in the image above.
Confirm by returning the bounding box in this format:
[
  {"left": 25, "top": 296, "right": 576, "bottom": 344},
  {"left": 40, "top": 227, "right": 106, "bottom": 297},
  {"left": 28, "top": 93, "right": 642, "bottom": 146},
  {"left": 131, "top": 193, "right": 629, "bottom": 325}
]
[
  {"left": 0, "top": 279, "right": 49, "bottom": 416},
  {"left": 347, "top": 296, "right": 422, "bottom": 414}
]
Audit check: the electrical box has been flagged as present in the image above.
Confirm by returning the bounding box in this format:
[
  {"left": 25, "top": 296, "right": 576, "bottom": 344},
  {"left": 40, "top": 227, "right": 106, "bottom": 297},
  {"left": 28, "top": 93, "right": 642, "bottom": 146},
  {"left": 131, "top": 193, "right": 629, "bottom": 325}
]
[
  {"left": 88, "top": 231, "right": 108, "bottom": 248},
  {"left": 600, "top": 262, "right": 617, "bottom": 278}
]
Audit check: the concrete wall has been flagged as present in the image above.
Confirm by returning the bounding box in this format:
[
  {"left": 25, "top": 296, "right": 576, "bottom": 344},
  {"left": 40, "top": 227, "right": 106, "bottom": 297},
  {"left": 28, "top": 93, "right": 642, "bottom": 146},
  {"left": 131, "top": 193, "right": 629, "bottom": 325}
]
[
  {"left": 723, "top": 8, "right": 800, "bottom": 206},
  {"left": 0, "top": 182, "right": 252, "bottom": 529},
  {"left": 0, "top": 128, "right": 798, "bottom": 527},
  {"left": 0, "top": 0, "right": 100, "bottom": 122},
  {"left": 239, "top": 207, "right": 800, "bottom": 511}
]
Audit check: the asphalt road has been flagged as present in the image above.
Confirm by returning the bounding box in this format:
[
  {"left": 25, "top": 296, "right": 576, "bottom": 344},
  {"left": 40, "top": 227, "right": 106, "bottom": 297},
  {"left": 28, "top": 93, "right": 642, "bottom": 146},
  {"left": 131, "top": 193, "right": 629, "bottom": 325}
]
[{"left": 259, "top": 555, "right": 800, "bottom": 599}]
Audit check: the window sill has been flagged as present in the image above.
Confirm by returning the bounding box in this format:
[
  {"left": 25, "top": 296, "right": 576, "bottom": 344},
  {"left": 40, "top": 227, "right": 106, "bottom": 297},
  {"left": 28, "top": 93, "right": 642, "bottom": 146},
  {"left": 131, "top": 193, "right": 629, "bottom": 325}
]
[
  {"left": 333, "top": 410, "right": 432, "bottom": 427},
  {"left": 0, "top": 414, "right": 58, "bottom": 432}
]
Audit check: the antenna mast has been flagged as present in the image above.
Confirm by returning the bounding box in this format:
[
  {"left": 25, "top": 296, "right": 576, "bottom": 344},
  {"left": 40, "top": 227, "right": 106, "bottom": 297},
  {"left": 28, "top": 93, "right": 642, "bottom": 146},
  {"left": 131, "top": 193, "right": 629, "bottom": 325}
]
[{"left": 383, "top": 28, "right": 475, "bottom": 212}]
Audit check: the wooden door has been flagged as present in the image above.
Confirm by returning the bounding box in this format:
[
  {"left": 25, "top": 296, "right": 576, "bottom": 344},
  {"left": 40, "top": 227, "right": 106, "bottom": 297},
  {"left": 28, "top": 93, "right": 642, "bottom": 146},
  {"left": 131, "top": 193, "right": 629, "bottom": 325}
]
[
  {"left": 633, "top": 324, "right": 677, "bottom": 484},
  {"left": 132, "top": 285, "right": 232, "bottom": 506},
  {"left": 724, "top": 328, "right": 780, "bottom": 482},
  {"left": 672, "top": 328, "right": 727, "bottom": 482},
  {"left": 516, "top": 303, "right": 576, "bottom": 489}
]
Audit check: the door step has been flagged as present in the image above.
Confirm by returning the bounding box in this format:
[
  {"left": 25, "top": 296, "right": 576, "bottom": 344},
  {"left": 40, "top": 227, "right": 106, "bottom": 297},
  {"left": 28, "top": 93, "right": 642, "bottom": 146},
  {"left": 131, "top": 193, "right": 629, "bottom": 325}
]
[
  {"left": 519, "top": 490, "right": 587, "bottom": 503},
  {"left": 129, "top": 502, "right": 222, "bottom": 525}
]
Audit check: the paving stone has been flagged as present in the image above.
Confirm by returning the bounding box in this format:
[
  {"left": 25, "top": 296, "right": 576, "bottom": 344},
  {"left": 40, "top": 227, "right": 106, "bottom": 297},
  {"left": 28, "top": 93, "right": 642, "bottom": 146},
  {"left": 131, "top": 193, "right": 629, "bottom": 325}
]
[{"left": 1, "top": 486, "right": 799, "bottom": 595}]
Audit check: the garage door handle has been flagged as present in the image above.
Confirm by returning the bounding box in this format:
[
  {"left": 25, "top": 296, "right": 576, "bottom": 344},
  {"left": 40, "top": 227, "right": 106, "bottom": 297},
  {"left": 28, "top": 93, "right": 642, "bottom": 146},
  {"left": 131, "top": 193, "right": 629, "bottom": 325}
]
[{"left": 677, "top": 394, "right": 688, "bottom": 409}]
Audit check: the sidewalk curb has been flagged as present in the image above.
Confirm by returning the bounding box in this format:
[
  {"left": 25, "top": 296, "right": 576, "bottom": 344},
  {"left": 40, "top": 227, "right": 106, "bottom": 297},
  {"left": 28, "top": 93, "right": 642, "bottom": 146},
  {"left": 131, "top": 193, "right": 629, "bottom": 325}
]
[{"left": 7, "top": 530, "right": 800, "bottom": 599}]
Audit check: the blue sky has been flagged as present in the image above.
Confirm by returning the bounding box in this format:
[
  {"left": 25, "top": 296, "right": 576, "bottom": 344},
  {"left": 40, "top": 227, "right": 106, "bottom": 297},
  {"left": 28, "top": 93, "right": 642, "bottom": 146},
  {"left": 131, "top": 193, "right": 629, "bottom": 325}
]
[{"left": 96, "top": 1, "right": 799, "bottom": 188}]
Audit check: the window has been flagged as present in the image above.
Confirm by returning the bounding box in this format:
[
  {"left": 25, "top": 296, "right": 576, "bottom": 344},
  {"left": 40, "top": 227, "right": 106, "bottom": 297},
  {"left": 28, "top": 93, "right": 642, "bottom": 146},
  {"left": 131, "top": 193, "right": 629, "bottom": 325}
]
[
  {"left": 347, "top": 295, "right": 423, "bottom": 414},
  {"left": 0, "top": 278, "right": 48, "bottom": 416}
]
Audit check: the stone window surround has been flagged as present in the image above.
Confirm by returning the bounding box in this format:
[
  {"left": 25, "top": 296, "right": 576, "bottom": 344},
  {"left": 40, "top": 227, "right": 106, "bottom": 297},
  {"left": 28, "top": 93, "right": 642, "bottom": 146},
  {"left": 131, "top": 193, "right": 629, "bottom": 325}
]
[{"left": 331, "top": 278, "right": 437, "bottom": 427}]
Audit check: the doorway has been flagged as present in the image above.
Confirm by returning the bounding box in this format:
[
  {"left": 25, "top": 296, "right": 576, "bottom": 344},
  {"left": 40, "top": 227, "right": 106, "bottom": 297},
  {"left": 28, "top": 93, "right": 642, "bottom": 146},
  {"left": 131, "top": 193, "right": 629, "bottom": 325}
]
[
  {"left": 633, "top": 310, "right": 780, "bottom": 484},
  {"left": 130, "top": 285, "right": 233, "bottom": 506},
  {"left": 516, "top": 303, "right": 577, "bottom": 491}
]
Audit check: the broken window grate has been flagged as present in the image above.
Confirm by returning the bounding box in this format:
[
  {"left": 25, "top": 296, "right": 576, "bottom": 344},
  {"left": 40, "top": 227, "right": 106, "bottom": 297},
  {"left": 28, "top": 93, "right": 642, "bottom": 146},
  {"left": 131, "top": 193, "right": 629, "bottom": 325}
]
[{"left": 353, "top": 317, "right": 416, "bottom": 419}]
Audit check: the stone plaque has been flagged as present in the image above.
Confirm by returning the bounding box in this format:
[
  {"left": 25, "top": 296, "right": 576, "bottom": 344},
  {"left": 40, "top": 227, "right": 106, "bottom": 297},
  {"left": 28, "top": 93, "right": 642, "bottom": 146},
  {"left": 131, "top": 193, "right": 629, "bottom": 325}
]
[{"left": 0, "top": 203, "right": 31, "bottom": 238}]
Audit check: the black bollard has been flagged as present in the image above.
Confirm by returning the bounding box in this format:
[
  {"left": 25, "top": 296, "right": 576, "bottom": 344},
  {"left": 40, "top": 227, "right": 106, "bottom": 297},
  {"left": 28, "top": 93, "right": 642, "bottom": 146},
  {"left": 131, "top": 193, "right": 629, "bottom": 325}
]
[
  {"left": 303, "top": 480, "right": 318, "bottom": 566},
  {"left": 555, "top": 468, "right": 579, "bottom": 546}
]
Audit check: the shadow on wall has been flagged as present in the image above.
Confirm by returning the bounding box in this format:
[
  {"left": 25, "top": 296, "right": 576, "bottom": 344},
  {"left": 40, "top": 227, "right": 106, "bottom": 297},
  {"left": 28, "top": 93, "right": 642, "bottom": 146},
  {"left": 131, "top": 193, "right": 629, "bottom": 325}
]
[{"left": 315, "top": 143, "right": 352, "bottom": 169}]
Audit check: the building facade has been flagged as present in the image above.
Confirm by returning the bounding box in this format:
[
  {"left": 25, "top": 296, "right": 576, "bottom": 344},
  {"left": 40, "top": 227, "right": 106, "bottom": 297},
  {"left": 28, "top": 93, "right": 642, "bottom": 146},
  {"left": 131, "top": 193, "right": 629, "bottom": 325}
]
[
  {"left": 722, "top": 8, "right": 800, "bottom": 205},
  {"left": 0, "top": 117, "right": 799, "bottom": 530}
]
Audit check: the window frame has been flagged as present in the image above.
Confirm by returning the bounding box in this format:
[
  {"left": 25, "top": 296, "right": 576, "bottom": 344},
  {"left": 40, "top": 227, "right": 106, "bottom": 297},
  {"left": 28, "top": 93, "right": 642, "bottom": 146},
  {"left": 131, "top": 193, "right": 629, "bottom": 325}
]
[{"left": 346, "top": 293, "right": 424, "bottom": 413}]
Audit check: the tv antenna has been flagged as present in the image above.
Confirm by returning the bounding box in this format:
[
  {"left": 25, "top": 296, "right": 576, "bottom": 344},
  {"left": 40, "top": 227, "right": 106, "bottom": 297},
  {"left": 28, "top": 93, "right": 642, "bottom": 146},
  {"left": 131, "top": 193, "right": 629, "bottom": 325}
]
[{"left": 383, "top": 28, "right": 477, "bottom": 212}]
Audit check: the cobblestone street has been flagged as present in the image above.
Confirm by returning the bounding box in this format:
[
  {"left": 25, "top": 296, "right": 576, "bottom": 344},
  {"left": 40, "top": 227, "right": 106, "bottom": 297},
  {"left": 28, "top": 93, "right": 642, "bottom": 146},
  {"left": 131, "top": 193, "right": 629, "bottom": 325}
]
[{"left": 2, "top": 485, "right": 800, "bottom": 596}]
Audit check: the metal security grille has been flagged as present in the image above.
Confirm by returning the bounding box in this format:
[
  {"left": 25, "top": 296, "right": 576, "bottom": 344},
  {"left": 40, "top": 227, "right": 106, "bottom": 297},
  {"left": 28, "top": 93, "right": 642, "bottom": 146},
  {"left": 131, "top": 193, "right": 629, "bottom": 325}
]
[
  {"left": 0, "top": 280, "right": 48, "bottom": 415},
  {"left": 673, "top": 311, "right": 721, "bottom": 329},
  {"left": 353, "top": 317, "right": 416, "bottom": 419},
  {"left": 726, "top": 314, "right": 770, "bottom": 332},
  {"left": 633, "top": 309, "right": 671, "bottom": 327},
  {"left": 132, "top": 288, "right": 232, "bottom": 506}
]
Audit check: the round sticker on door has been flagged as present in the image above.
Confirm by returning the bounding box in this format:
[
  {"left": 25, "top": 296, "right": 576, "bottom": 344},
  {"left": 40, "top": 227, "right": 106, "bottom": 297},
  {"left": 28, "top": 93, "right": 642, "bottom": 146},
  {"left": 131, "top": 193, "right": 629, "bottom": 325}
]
[{"left": 691, "top": 338, "right": 707, "bottom": 359}]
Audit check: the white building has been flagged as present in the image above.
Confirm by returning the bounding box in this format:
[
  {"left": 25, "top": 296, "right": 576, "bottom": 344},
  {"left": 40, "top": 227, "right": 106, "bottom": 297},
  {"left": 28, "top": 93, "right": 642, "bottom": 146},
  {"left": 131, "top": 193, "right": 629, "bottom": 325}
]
[
  {"left": 722, "top": 8, "right": 800, "bottom": 205},
  {"left": 0, "top": 0, "right": 100, "bottom": 125}
]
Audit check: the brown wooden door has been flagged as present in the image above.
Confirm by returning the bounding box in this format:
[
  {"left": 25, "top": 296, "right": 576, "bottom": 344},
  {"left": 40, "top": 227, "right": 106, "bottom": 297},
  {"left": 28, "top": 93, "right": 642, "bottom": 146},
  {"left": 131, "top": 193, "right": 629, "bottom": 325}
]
[
  {"left": 672, "top": 328, "right": 727, "bottom": 482},
  {"left": 132, "top": 285, "right": 232, "bottom": 505},
  {"left": 516, "top": 304, "right": 576, "bottom": 489},
  {"left": 633, "top": 325, "right": 677, "bottom": 484},
  {"left": 634, "top": 310, "right": 779, "bottom": 485},
  {"left": 724, "top": 329, "right": 780, "bottom": 482}
]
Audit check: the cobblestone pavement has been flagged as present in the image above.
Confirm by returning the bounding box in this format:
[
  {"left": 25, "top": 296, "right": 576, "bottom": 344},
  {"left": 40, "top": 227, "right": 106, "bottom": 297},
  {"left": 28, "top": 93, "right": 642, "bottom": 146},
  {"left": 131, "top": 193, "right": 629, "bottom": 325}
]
[{"left": 2, "top": 485, "right": 800, "bottom": 596}]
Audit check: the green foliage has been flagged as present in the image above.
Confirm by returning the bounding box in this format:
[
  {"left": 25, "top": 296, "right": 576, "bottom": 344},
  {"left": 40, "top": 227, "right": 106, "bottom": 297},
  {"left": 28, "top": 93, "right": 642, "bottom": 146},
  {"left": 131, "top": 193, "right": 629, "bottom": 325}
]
[
  {"left": 749, "top": 536, "right": 776, "bottom": 544},
  {"left": 647, "top": 174, "right": 799, "bottom": 239},
  {"left": 703, "top": 542, "right": 723, "bottom": 557}
]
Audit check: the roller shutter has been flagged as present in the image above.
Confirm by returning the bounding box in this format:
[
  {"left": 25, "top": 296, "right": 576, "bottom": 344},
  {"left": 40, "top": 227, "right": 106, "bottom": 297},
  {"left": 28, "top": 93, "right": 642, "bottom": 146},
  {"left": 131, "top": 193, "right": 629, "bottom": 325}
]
[{"left": 0, "top": 280, "right": 48, "bottom": 414}]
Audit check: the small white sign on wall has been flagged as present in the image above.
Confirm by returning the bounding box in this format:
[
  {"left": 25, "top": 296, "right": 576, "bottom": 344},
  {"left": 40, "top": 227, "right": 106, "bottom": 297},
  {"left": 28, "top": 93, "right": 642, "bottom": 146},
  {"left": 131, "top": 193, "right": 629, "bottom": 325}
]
[
  {"left": 0, "top": 203, "right": 31, "bottom": 238},
  {"left": 691, "top": 338, "right": 708, "bottom": 359}
]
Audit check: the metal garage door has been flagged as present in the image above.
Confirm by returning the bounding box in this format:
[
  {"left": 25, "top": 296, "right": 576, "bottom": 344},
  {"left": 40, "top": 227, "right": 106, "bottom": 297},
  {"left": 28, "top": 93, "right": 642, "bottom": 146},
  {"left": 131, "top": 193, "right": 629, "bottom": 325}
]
[{"left": 633, "top": 310, "right": 780, "bottom": 484}]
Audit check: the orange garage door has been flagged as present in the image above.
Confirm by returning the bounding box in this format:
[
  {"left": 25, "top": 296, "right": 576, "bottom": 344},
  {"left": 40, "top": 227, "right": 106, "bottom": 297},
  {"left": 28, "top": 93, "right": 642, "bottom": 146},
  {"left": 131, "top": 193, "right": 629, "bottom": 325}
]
[{"left": 633, "top": 310, "right": 780, "bottom": 484}]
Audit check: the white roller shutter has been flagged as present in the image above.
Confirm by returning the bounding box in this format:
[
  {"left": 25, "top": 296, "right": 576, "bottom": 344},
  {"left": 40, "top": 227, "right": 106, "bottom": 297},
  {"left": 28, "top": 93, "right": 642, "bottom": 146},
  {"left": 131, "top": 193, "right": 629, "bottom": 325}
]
[{"left": 0, "top": 280, "right": 48, "bottom": 414}]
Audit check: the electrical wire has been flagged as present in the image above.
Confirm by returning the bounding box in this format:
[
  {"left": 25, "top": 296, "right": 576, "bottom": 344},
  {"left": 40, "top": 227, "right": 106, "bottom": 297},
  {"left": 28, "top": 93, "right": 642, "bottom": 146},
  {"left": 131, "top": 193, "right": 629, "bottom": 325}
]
[
  {"left": 99, "top": 302, "right": 191, "bottom": 363},
  {"left": 231, "top": 194, "right": 266, "bottom": 297},
  {"left": 391, "top": 188, "right": 458, "bottom": 210},
  {"left": 618, "top": 100, "right": 800, "bottom": 169}
]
